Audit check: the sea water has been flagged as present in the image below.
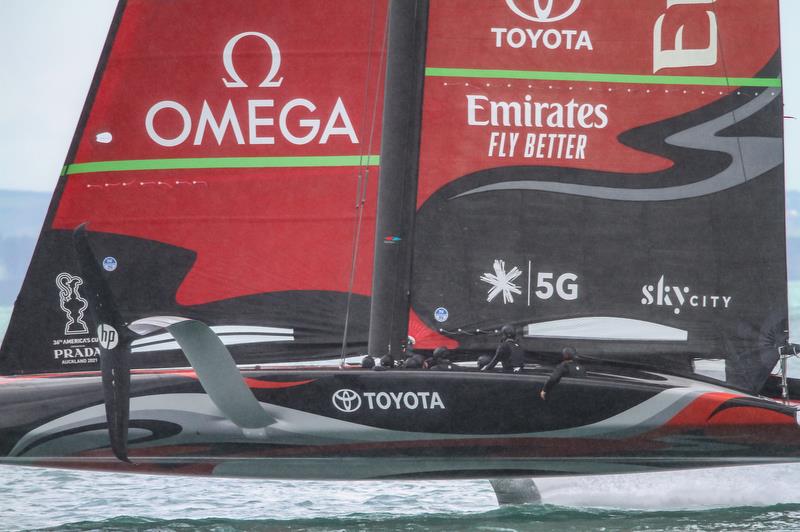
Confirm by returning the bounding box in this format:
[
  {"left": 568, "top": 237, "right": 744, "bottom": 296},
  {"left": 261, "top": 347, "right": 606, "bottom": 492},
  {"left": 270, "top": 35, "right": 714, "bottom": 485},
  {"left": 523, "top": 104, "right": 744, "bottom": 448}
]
[
  {"left": 3, "top": 465, "right": 800, "bottom": 531},
  {"left": 0, "top": 284, "right": 799, "bottom": 531}
]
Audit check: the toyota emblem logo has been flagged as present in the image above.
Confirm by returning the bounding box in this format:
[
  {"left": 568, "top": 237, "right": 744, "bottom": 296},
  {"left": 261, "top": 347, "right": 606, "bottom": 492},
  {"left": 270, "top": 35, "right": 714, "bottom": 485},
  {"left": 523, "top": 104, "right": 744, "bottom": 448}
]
[
  {"left": 332, "top": 389, "right": 362, "bottom": 413},
  {"left": 505, "top": 0, "right": 582, "bottom": 23}
]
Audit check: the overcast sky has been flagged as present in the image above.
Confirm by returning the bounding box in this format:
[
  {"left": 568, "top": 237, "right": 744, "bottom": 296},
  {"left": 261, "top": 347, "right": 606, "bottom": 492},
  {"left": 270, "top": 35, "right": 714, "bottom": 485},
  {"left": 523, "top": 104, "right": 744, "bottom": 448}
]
[{"left": 0, "top": 0, "right": 798, "bottom": 193}]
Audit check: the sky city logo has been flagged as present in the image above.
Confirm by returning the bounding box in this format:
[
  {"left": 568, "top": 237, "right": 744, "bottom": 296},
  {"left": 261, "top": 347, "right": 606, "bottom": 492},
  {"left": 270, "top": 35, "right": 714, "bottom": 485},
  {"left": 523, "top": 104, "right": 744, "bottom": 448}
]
[
  {"left": 505, "top": 0, "right": 582, "bottom": 23},
  {"left": 641, "top": 275, "right": 732, "bottom": 315}
]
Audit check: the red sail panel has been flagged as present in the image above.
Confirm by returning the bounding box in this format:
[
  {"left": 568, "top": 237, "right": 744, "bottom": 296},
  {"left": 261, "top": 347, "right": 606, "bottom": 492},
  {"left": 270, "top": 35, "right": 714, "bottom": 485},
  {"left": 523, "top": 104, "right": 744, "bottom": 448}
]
[
  {"left": 418, "top": 0, "right": 779, "bottom": 205},
  {"left": 53, "top": 168, "right": 378, "bottom": 305},
  {"left": 411, "top": 0, "right": 787, "bottom": 392},
  {"left": 56, "top": 0, "right": 386, "bottom": 303},
  {"left": 1, "top": 0, "right": 388, "bottom": 374}
]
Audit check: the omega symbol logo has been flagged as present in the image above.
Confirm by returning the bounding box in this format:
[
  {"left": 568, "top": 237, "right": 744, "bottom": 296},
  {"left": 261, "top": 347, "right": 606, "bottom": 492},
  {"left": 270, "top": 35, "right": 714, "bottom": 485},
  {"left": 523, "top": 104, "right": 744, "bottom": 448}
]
[
  {"left": 222, "top": 31, "right": 284, "bottom": 88},
  {"left": 332, "top": 389, "right": 362, "bottom": 413},
  {"left": 505, "top": 0, "right": 582, "bottom": 23}
]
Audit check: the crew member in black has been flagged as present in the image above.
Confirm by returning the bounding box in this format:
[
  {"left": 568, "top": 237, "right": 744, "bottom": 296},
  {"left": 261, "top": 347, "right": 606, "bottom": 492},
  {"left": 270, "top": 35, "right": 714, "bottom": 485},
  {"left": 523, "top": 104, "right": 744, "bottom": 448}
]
[
  {"left": 477, "top": 354, "right": 492, "bottom": 370},
  {"left": 540, "top": 347, "right": 583, "bottom": 399},
  {"left": 481, "top": 324, "right": 524, "bottom": 372},
  {"left": 426, "top": 346, "right": 453, "bottom": 370},
  {"left": 373, "top": 354, "right": 395, "bottom": 371},
  {"left": 402, "top": 336, "right": 426, "bottom": 368}
]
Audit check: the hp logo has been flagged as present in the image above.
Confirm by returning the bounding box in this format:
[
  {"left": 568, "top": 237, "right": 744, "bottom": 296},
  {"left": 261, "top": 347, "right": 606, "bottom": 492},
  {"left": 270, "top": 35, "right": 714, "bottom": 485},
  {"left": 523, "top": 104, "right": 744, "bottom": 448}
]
[
  {"left": 332, "top": 389, "right": 362, "bottom": 413},
  {"left": 97, "top": 324, "right": 119, "bottom": 350}
]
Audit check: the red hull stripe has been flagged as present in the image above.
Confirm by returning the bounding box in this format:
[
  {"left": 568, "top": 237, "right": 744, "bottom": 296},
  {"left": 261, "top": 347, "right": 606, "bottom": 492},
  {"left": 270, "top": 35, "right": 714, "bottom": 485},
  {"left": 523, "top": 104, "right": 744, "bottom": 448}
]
[
  {"left": 242, "top": 378, "right": 315, "bottom": 389},
  {"left": 0, "top": 370, "right": 315, "bottom": 390}
]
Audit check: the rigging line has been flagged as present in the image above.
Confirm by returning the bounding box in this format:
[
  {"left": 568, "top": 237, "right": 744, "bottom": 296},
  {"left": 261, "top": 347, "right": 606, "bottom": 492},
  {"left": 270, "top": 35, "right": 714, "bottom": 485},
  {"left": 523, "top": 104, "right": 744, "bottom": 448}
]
[
  {"left": 712, "top": 4, "right": 746, "bottom": 184},
  {"left": 711, "top": 4, "right": 785, "bottom": 369},
  {"left": 354, "top": 0, "right": 380, "bottom": 187},
  {"left": 712, "top": 3, "right": 772, "bottom": 267},
  {"left": 363, "top": 4, "right": 391, "bottom": 197},
  {"left": 340, "top": 0, "right": 386, "bottom": 366},
  {"left": 707, "top": 1, "right": 734, "bottom": 320}
]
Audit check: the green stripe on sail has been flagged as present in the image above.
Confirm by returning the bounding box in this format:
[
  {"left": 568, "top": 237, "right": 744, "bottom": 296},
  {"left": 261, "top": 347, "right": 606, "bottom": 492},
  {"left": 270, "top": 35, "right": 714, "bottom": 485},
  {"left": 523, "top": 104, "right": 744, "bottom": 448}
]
[
  {"left": 65, "top": 155, "right": 381, "bottom": 175},
  {"left": 425, "top": 68, "right": 782, "bottom": 88}
]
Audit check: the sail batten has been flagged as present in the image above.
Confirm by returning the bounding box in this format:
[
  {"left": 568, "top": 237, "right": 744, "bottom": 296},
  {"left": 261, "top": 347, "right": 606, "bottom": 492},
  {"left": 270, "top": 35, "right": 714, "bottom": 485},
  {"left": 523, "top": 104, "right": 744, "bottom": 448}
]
[
  {"left": 65, "top": 155, "right": 381, "bottom": 175},
  {"left": 425, "top": 68, "right": 782, "bottom": 87}
]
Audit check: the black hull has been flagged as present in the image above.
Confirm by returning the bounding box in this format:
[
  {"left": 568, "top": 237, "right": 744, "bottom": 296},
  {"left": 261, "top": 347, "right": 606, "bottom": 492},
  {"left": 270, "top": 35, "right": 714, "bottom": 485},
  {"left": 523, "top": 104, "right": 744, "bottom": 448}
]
[{"left": 1, "top": 365, "right": 798, "bottom": 480}]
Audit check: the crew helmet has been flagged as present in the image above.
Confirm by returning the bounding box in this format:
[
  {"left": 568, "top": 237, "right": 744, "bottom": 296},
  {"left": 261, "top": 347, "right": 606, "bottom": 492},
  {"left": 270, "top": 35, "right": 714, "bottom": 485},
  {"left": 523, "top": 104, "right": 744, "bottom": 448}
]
[
  {"left": 477, "top": 354, "right": 493, "bottom": 369},
  {"left": 433, "top": 346, "right": 449, "bottom": 359},
  {"left": 562, "top": 346, "right": 577, "bottom": 360}
]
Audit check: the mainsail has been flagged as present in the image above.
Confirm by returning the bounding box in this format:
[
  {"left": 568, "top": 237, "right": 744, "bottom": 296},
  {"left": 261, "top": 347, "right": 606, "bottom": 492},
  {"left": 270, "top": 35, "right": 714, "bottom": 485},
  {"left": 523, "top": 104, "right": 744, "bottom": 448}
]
[
  {"left": 0, "top": 0, "right": 388, "bottom": 374},
  {"left": 0, "top": 0, "right": 789, "bottom": 394},
  {"left": 405, "top": 0, "right": 787, "bottom": 391}
]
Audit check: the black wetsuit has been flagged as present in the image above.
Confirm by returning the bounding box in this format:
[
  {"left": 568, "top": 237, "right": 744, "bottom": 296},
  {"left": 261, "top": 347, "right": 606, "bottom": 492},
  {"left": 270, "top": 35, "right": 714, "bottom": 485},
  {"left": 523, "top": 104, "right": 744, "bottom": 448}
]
[
  {"left": 427, "top": 357, "right": 453, "bottom": 370},
  {"left": 403, "top": 352, "right": 426, "bottom": 369},
  {"left": 484, "top": 338, "right": 524, "bottom": 371},
  {"left": 542, "top": 360, "right": 585, "bottom": 394}
]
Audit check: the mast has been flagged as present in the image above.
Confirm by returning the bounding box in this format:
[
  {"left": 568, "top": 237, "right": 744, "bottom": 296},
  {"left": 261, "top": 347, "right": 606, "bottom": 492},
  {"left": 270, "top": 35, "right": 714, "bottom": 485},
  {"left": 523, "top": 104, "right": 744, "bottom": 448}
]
[{"left": 367, "top": 0, "right": 429, "bottom": 359}]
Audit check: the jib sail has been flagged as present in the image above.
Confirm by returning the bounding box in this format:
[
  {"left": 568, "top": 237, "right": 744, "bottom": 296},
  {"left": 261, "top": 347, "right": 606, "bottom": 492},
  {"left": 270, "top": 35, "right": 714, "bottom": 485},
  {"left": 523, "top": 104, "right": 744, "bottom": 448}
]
[
  {"left": 408, "top": 0, "right": 787, "bottom": 391},
  {"left": 0, "top": 0, "right": 388, "bottom": 374}
]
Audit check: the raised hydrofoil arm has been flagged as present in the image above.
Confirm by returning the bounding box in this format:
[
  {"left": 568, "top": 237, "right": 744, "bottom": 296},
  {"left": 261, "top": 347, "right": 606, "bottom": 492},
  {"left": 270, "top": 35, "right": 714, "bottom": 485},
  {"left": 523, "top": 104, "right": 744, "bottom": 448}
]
[
  {"left": 74, "top": 224, "right": 275, "bottom": 463},
  {"left": 129, "top": 317, "right": 276, "bottom": 433}
]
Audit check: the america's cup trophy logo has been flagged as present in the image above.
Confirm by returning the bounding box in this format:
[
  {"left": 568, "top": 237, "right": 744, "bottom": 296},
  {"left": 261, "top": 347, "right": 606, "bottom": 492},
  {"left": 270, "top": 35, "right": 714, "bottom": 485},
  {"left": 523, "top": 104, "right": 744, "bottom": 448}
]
[
  {"left": 505, "top": 0, "right": 583, "bottom": 23},
  {"left": 56, "top": 273, "right": 89, "bottom": 335}
]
